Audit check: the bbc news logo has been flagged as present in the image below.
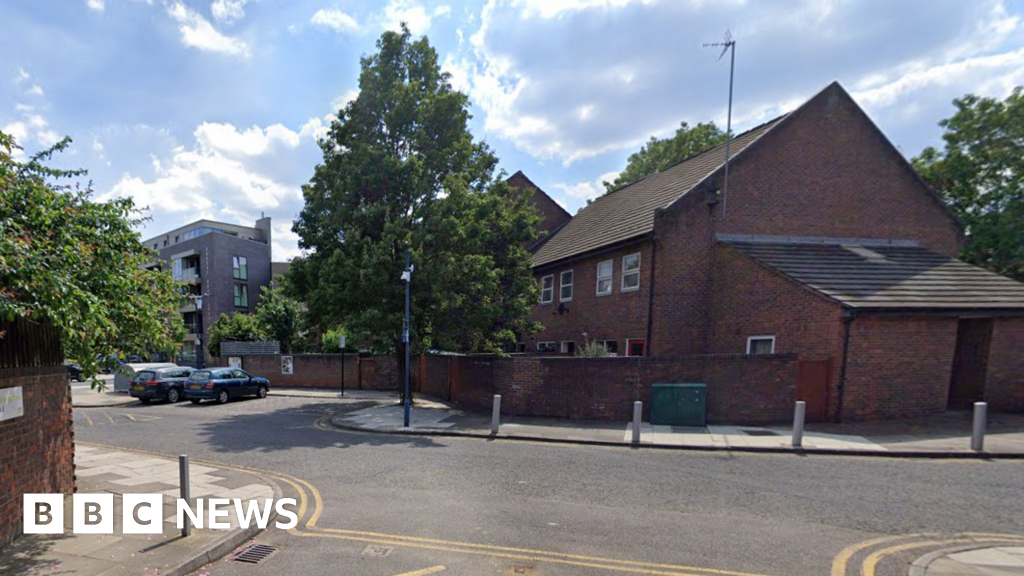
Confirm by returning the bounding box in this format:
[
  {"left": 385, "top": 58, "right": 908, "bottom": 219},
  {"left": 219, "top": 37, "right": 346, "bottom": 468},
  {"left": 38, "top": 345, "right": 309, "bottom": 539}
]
[{"left": 24, "top": 494, "right": 298, "bottom": 534}]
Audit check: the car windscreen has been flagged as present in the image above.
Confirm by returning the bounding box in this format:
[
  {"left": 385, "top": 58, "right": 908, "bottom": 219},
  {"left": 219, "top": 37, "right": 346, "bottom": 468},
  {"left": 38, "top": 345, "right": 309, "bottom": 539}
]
[{"left": 190, "top": 370, "right": 212, "bottom": 382}]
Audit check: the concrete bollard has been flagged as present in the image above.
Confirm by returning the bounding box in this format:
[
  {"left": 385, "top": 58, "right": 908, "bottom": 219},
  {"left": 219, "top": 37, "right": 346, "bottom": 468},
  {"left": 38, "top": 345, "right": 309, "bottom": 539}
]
[
  {"left": 632, "top": 401, "right": 642, "bottom": 445},
  {"left": 792, "top": 401, "right": 806, "bottom": 448},
  {"left": 491, "top": 395, "right": 501, "bottom": 435},
  {"left": 971, "top": 401, "right": 987, "bottom": 452},
  {"left": 179, "top": 454, "right": 191, "bottom": 537}
]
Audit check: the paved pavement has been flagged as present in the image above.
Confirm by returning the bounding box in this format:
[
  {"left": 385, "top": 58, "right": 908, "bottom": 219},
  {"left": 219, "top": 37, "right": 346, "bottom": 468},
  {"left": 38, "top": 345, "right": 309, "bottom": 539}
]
[
  {"left": 913, "top": 545, "right": 1024, "bottom": 576},
  {"left": 66, "top": 394, "right": 1024, "bottom": 576},
  {"left": 0, "top": 445, "right": 280, "bottom": 576},
  {"left": 328, "top": 396, "right": 1024, "bottom": 455}
]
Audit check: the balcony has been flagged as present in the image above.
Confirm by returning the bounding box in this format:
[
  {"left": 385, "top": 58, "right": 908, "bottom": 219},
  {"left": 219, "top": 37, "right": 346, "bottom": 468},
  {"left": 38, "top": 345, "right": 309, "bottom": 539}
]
[{"left": 179, "top": 267, "right": 201, "bottom": 283}]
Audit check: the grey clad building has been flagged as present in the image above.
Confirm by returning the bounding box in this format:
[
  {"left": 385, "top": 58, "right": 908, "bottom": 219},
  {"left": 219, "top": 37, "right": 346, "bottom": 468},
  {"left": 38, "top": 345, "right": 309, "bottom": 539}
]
[{"left": 143, "top": 215, "right": 285, "bottom": 367}]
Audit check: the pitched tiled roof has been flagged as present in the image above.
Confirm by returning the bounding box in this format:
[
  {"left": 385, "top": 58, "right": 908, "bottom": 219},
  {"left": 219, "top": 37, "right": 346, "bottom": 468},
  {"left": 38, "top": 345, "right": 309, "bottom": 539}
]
[
  {"left": 723, "top": 239, "right": 1024, "bottom": 310},
  {"left": 531, "top": 117, "right": 784, "bottom": 267}
]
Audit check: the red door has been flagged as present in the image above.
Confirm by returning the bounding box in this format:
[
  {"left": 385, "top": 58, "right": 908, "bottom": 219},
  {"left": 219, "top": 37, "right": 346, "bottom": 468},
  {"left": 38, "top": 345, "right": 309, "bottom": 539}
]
[{"left": 796, "top": 359, "right": 831, "bottom": 422}]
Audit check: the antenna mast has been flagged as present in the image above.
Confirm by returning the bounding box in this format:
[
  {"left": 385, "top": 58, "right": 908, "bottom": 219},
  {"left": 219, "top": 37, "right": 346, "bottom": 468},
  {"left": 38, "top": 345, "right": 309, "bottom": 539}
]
[{"left": 703, "top": 31, "right": 735, "bottom": 220}]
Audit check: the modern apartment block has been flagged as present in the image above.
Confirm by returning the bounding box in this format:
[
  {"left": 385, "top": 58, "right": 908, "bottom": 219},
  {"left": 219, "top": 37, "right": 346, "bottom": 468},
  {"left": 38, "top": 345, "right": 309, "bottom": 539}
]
[{"left": 143, "top": 215, "right": 279, "bottom": 367}]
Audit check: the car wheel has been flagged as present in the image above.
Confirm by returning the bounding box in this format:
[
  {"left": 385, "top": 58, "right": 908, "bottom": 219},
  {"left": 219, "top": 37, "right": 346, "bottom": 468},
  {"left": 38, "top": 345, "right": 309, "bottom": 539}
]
[
  {"left": 139, "top": 398, "right": 150, "bottom": 404},
  {"left": 76, "top": 376, "right": 86, "bottom": 383},
  {"left": 257, "top": 386, "right": 268, "bottom": 399},
  {"left": 189, "top": 398, "right": 202, "bottom": 404},
  {"left": 216, "top": 390, "right": 230, "bottom": 404},
  {"left": 166, "top": 388, "right": 181, "bottom": 403}
]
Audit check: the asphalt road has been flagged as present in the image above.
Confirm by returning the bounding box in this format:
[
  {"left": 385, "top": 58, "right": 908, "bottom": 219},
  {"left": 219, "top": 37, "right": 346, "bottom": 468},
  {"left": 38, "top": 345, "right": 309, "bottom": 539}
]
[{"left": 74, "top": 395, "right": 1024, "bottom": 576}]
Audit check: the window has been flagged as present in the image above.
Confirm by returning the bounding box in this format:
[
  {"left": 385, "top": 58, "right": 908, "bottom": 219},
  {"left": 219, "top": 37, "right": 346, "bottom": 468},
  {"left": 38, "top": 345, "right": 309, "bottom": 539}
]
[
  {"left": 233, "top": 256, "right": 248, "bottom": 280},
  {"left": 746, "top": 336, "right": 776, "bottom": 355},
  {"left": 560, "top": 341, "right": 576, "bottom": 354},
  {"left": 233, "top": 284, "right": 249, "bottom": 308},
  {"left": 560, "top": 270, "right": 574, "bottom": 302},
  {"left": 537, "top": 341, "right": 556, "bottom": 352},
  {"left": 163, "top": 239, "right": 168, "bottom": 247},
  {"left": 174, "top": 235, "right": 179, "bottom": 244},
  {"left": 622, "top": 253, "right": 641, "bottom": 292},
  {"left": 153, "top": 243, "right": 159, "bottom": 250},
  {"left": 596, "top": 260, "right": 613, "bottom": 296},
  {"left": 516, "top": 343, "right": 527, "bottom": 353},
  {"left": 540, "top": 275, "right": 554, "bottom": 304},
  {"left": 626, "top": 339, "right": 646, "bottom": 357},
  {"left": 596, "top": 340, "right": 618, "bottom": 355}
]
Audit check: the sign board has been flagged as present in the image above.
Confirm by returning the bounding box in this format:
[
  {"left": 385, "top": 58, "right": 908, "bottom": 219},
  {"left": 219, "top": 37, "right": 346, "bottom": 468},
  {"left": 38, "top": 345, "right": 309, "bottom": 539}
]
[
  {"left": 281, "top": 356, "right": 294, "bottom": 375},
  {"left": 338, "top": 335, "right": 346, "bottom": 349},
  {"left": 0, "top": 386, "right": 24, "bottom": 422},
  {"left": 228, "top": 357, "right": 242, "bottom": 369}
]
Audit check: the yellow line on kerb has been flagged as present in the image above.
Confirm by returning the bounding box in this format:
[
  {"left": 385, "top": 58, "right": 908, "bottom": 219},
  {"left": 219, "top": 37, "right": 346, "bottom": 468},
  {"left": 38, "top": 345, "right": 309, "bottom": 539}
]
[
  {"left": 859, "top": 536, "right": 1024, "bottom": 576},
  {"left": 391, "top": 566, "right": 446, "bottom": 576}
]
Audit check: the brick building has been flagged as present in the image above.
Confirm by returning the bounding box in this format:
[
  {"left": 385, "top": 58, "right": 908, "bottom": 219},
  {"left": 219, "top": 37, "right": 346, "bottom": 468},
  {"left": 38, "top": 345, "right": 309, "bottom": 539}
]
[
  {"left": 143, "top": 216, "right": 289, "bottom": 367},
  {"left": 522, "top": 81, "right": 1024, "bottom": 421}
]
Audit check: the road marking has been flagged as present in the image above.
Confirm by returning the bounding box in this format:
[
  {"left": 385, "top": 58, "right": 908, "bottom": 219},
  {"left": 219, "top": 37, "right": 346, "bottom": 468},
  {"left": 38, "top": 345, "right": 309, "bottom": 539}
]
[
  {"left": 82, "top": 411, "right": 94, "bottom": 426},
  {"left": 123, "top": 413, "right": 136, "bottom": 421},
  {"left": 859, "top": 536, "right": 1024, "bottom": 576},
  {"left": 391, "top": 566, "right": 446, "bottom": 576},
  {"left": 104, "top": 411, "right": 116, "bottom": 425}
]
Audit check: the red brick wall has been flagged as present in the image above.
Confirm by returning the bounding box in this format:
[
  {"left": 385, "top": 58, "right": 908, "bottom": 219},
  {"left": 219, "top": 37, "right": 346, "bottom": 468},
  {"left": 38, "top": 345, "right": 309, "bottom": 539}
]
[
  {"left": 841, "top": 317, "right": 959, "bottom": 421},
  {"left": 0, "top": 368, "right": 75, "bottom": 550},
  {"left": 649, "top": 191, "right": 717, "bottom": 356},
  {"left": 985, "top": 317, "right": 1024, "bottom": 412},
  {"left": 528, "top": 240, "right": 653, "bottom": 353},
  {"left": 412, "top": 355, "right": 452, "bottom": 400},
  {"left": 717, "top": 85, "right": 963, "bottom": 256},
  {"left": 450, "top": 354, "right": 797, "bottom": 424},
  {"left": 238, "top": 354, "right": 367, "bottom": 390}
]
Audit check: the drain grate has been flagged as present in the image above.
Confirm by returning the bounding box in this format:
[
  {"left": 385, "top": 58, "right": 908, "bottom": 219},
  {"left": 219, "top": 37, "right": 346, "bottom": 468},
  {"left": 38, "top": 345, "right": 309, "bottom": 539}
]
[
  {"left": 740, "top": 429, "right": 780, "bottom": 437},
  {"left": 233, "top": 544, "right": 278, "bottom": 564},
  {"left": 362, "top": 544, "right": 393, "bottom": 557}
]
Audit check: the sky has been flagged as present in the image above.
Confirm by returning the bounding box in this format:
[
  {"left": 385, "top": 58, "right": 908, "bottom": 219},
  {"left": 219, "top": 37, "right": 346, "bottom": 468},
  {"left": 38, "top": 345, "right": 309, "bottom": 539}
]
[{"left": 3, "top": 0, "right": 1023, "bottom": 262}]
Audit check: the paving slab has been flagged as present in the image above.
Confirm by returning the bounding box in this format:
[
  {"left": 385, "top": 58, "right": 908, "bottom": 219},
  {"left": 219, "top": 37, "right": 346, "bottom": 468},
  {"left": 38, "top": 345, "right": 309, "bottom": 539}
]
[{"left": 0, "top": 445, "right": 281, "bottom": 576}]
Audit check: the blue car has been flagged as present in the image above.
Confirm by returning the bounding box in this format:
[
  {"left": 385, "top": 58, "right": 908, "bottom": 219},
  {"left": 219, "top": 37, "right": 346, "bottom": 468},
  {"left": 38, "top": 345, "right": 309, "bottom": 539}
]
[{"left": 184, "top": 367, "right": 270, "bottom": 404}]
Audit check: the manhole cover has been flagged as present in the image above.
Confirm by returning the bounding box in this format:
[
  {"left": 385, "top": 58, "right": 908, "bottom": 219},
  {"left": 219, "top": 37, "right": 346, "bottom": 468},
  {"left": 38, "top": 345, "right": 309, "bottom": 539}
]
[
  {"left": 509, "top": 565, "right": 534, "bottom": 575},
  {"left": 740, "top": 429, "right": 780, "bottom": 437},
  {"left": 362, "top": 544, "right": 393, "bottom": 557},
  {"left": 233, "top": 544, "right": 278, "bottom": 564}
]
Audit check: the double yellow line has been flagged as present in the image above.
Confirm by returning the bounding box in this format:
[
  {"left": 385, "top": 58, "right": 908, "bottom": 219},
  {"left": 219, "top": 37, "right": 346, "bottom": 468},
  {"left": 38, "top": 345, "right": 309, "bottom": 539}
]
[{"left": 831, "top": 532, "right": 1024, "bottom": 576}]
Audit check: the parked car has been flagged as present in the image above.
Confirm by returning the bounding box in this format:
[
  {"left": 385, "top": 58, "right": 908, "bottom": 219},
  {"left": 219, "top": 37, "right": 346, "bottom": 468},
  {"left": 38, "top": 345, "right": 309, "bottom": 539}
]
[
  {"left": 184, "top": 368, "right": 270, "bottom": 404},
  {"left": 129, "top": 366, "right": 195, "bottom": 403},
  {"left": 64, "top": 361, "right": 85, "bottom": 383}
]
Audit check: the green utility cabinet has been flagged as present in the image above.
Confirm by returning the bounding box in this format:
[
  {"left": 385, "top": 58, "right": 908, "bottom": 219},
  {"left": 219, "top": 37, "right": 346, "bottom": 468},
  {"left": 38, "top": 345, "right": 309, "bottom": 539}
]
[{"left": 650, "top": 383, "right": 707, "bottom": 427}]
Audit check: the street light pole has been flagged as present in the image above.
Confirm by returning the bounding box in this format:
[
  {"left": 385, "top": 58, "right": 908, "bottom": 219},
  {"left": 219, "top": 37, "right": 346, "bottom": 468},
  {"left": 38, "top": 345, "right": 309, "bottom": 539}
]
[{"left": 402, "top": 246, "right": 412, "bottom": 428}]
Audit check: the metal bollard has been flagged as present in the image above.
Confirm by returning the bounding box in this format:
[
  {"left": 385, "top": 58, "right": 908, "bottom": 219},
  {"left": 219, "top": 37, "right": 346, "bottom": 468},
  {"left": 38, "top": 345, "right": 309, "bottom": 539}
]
[
  {"left": 491, "top": 395, "right": 501, "bottom": 435},
  {"left": 179, "top": 454, "right": 191, "bottom": 537},
  {"left": 971, "top": 402, "right": 987, "bottom": 452},
  {"left": 632, "top": 401, "right": 642, "bottom": 445},
  {"left": 792, "top": 401, "right": 806, "bottom": 448}
]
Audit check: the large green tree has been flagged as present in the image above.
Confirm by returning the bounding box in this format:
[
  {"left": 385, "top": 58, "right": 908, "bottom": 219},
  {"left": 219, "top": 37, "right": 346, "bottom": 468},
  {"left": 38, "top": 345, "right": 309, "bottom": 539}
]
[
  {"left": 254, "top": 285, "right": 304, "bottom": 353},
  {"left": 207, "top": 311, "right": 266, "bottom": 358},
  {"left": 913, "top": 88, "right": 1024, "bottom": 281},
  {"left": 291, "top": 26, "right": 539, "bottom": 377},
  {"left": 0, "top": 132, "right": 185, "bottom": 384},
  {"left": 603, "top": 121, "right": 725, "bottom": 194}
]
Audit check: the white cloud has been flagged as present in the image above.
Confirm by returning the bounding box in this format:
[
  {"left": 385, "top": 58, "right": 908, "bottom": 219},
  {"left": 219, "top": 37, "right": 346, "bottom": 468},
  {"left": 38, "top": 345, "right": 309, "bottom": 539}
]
[
  {"left": 104, "top": 119, "right": 324, "bottom": 260},
  {"left": 447, "top": 0, "right": 1024, "bottom": 166},
  {"left": 552, "top": 171, "right": 619, "bottom": 201},
  {"left": 86, "top": 0, "right": 105, "bottom": 12},
  {"left": 380, "top": 0, "right": 449, "bottom": 35},
  {"left": 310, "top": 7, "right": 360, "bottom": 33},
  {"left": 330, "top": 89, "right": 359, "bottom": 113},
  {"left": 26, "top": 85, "right": 44, "bottom": 97},
  {"left": 14, "top": 67, "right": 30, "bottom": 84},
  {"left": 211, "top": 0, "right": 251, "bottom": 23},
  {"left": 93, "top": 138, "right": 111, "bottom": 166},
  {"left": 166, "top": 2, "right": 250, "bottom": 57}
]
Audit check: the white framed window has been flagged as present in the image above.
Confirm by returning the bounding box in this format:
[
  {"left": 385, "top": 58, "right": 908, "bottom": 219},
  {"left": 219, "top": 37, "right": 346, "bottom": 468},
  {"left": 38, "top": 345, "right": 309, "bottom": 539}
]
[
  {"left": 540, "top": 275, "right": 554, "bottom": 304},
  {"left": 622, "top": 253, "right": 641, "bottom": 292},
  {"left": 537, "top": 341, "right": 556, "bottom": 352},
  {"left": 746, "top": 335, "right": 776, "bottom": 355},
  {"left": 559, "top": 270, "right": 574, "bottom": 301},
  {"left": 560, "top": 341, "right": 576, "bottom": 354},
  {"left": 596, "top": 339, "right": 618, "bottom": 356},
  {"left": 596, "top": 259, "right": 613, "bottom": 296}
]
